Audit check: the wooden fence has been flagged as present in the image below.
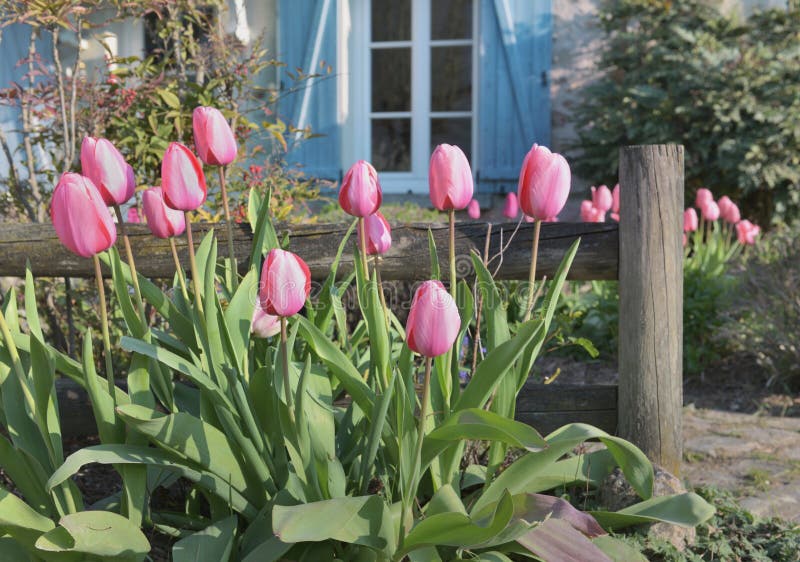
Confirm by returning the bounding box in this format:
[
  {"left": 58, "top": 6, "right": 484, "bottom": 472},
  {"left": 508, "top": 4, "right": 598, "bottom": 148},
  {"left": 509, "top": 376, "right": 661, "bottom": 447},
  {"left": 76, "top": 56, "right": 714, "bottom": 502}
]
[{"left": 0, "top": 145, "right": 684, "bottom": 475}]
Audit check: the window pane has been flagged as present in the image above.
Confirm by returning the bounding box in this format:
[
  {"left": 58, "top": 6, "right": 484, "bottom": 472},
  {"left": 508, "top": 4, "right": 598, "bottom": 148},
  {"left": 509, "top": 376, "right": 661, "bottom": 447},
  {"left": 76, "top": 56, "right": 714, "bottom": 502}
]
[
  {"left": 372, "top": 119, "right": 411, "bottom": 171},
  {"left": 372, "top": 48, "right": 411, "bottom": 112},
  {"left": 431, "top": 46, "right": 472, "bottom": 111},
  {"left": 372, "top": 0, "right": 411, "bottom": 42},
  {"left": 431, "top": 118, "right": 471, "bottom": 163},
  {"left": 431, "top": 0, "right": 472, "bottom": 40}
]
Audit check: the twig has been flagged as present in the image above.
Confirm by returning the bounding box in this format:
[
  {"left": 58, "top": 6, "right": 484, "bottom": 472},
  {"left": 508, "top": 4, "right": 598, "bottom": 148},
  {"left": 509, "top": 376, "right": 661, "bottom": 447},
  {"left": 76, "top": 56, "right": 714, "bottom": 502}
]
[
  {"left": 471, "top": 222, "right": 492, "bottom": 375},
  {"left": 0, "top": 128, "right": 36, "bottom": 221},
  {"left": 51, "top": 26, "right": 71, "bottom": 173},
  {"left": 20, "top": 28, "right": 44, "bottom": 221},
  {"left": 68, "top": 16, "right": 82, "bottom": 169}
]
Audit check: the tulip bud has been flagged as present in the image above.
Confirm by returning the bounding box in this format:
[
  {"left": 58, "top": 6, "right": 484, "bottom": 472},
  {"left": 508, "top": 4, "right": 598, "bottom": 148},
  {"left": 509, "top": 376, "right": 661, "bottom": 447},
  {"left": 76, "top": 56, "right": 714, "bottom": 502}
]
[
  {"left": 718, "top": 196, "right": 740, "bottom": 224},
  {"left": 591, "top": 185, "right": 613, "bottom": 213},
  {"left": 503, "top": 192, "right": 519, "bottom": 219},
  {"left": 467, "top": 199, "right": 481, "bottom": 219},
  {"left": 580, "top": 200, "right": 595, "bottom": 222},
  {"left": 259, "top": 249, "right": 311, "bottom": 317},
  {"left": 405, "top": 280, "right": 461, "bottom": 357},
  {"left": 126, "top": 206, "right": 141, "bottom": 224},
  {"left": 360, "top": 211, "right": 392, "bottom": 255},
  {"left": 251, "top": 303, "right": 281, "bottom": 338},
  {"left": 517, "top": 144, "right": 571, "bottom": 221},
  {"left": 339, "top": 160, "right": 382, "bottom": 217},
  {"left": 611, "top": 184, "right": 620, "bottom": 214},
  {"left": 683, "top": 208, "right": 699, "bottom": 232},
  {"left": 701, "top": 200, "right": 720, "bottom": 222},
  {"left": 50, "top": 173, "right": 117, "bottom": 258},
  {"left": 429, "top": 144, "right": 473, "bottom": 211},
  {"left": 695, "top": 188, "right": 713, "bottom": 209},
  {"left": 192, "top": 106, "right": 238, "bottom": 166},
  {"left": 142, "top": 186, "right": 186, "bottom": 238},
  {"left": 161, "top": 142, "right": 207, "bottom": 211},
  {"left": 80, "top": 137, "right": 134, "bottom": 206}
]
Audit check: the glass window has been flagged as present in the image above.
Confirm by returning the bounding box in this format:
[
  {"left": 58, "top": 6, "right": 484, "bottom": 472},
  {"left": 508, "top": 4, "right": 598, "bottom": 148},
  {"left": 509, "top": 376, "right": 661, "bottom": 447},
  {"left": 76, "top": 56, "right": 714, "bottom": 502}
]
[
  {"left": 431, "top": 46, "right": 472, "bottom": 111},
  {"left": 372, "top": 119, "right": 412, "bottom": 171},
  {"left": 371, "top": 48, "right": 412, "bottom": 112},
  {"left": 431, "top": 118, "right": 471, "bottom": 163},
  {"left": 372, "top": 0, "right": 411, "bottom": 42},
  {"left": 431, "top": 0, "right": 472, "bottom": 40}
]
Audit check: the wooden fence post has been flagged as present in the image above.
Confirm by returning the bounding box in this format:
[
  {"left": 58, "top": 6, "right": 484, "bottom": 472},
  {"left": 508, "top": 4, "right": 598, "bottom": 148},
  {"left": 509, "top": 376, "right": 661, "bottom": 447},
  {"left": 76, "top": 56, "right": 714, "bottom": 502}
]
[{"left": 618, "top": 144, "right": 684, "bottom": 476}]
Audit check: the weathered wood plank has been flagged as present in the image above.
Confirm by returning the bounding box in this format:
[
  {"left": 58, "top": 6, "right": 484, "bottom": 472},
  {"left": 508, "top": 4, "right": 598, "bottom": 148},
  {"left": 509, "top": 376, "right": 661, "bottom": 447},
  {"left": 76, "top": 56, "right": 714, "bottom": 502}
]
[
  {"left": 618, "top": 145, "right": 684, "bottom": 475},
  {"left": 515, "top": 383, "right": 617, "bottom": 413},
  {"left": 0, "top": 221, "right": 618, "bottom": 281},
  {"left": 515, "top": 411, "right": 618, "bottom": 437}
]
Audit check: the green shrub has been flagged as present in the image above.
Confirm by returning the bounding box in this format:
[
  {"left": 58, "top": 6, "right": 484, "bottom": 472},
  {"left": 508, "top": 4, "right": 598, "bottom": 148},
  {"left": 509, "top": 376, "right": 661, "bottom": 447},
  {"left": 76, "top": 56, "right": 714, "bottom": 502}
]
[{"left": 573, "top": 1, "right": 800, "bottom": 224}]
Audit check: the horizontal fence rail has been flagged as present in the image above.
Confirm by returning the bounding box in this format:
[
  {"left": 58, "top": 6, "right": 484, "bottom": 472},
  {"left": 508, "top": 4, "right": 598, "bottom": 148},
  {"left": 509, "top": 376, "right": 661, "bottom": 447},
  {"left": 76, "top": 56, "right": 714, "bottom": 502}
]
[{"left": 0, "top": 221, "right": 619, "bottom": 281}]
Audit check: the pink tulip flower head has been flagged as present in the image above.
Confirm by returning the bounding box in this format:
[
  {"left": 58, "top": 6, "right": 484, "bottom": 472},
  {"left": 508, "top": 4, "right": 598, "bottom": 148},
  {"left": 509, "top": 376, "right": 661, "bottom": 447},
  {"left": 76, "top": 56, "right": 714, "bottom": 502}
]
[
  {"left": 360, "top": 211, "right": 392, "bottom": 255},
  {"left": 429, "top": 144, "right": 473, "bottom": 211},
  {"left": 467, "top": 199, "right": 481, "bottom": 219},
  {"left": 580, "top": 200, "right": 595, "bottom": 222},
  {"left": 126, "top": 206, "right": 141, "bottom": 224},
  {"left": 80, "top": 136, "right": 135, "bottom": 206},
  {"left": 405, "top": 280, "right": 461, "bottom": 358},
  {"left": 339, "top": 160, "right": 382, "bottom": 217},
  {"left": 259, "top": 249, "right": 311, "bottom": 317},
  {"left": 695, "top": 188, "right": 713, "bottom": 209},
  {"left": 192, "top": 106, "right": 238, "bottom": 166},
  {"left": 683, "top": 208, "right": 699, "bottom": 233},
  {"left": 611, "top": 184, "right": 620, "bottom": 214},
  {"left": 591, "top": 185, "right": 613, "bottom": 213},
  {"left": 142, "top": 186, "right": 186, "bottom": 238},
  {"left": 251, "top": 303, "right": 281, "bottom": 338},
  {"left": 161, "top": 142, "right": 207, "bottom": 211},
  {"left": 736, "top": 220, "right": 760, "bottom": 245},
  {"left": 517, "top": 144, "right": 571, "bottom": 221},
  {"left": 503, "top": 192, "right": 519, "bottom": 219},
  {"left": 51, "top": 173, "right": 117, "bottom": 258},
  {"left": 717, "top": 196, "right": 740, "bottom": 224},
  {"left": 700, "top": 200, "right": 720, "bottom": 222}
]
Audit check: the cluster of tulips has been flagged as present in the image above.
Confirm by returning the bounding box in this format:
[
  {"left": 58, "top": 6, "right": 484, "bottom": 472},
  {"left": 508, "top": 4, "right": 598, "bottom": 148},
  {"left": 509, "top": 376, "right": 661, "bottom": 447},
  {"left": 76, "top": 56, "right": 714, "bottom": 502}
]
[
  {"left": 579, "top": 184, "right": 620, "bottom": 223},
  {"left": 683, "top": 187, "right": 760, "bottom": 247}
]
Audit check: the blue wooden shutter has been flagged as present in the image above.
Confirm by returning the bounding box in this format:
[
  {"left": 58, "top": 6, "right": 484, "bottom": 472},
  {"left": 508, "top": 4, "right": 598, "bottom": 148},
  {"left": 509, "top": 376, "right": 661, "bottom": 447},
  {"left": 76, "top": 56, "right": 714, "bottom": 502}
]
[
  {"left": 477, "top": 0, "right": 551, "bottom": 190},
  {"left": 278, "top": 0, "right": 340, "bottom": 179}
]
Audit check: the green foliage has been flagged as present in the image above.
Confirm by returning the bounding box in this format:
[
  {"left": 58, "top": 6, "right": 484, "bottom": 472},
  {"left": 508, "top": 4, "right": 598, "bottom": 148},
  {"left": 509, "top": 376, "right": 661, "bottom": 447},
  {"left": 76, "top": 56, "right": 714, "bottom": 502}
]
[
  {"left": 719, "top": 221, "right": 800, "bottom": 389},
  {"left": 619, "top": 487, "right": 800, "bottom": 562},
  {"left": 573, "top": 1, "right": 800, "bottom": 223}
]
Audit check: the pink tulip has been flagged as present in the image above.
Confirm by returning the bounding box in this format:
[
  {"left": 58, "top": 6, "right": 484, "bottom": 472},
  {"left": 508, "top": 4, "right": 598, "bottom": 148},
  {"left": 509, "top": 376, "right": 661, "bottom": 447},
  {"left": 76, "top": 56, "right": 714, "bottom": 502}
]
[
  {"left": 259, "top": 249, "right": 311, "bottom": 317},
  {"left": 580, "top": 200, "right": 605, "bottom": 222},
  {"left": 405, "top": 280, "right": 460, "bottom": 357},
  {"left": 683, "top": 208, "right": 699, "bottom": 232},
  {"left": 700, "top": 200, "right": 720, "bottom": 222},
  {"left": 429, "top": 144, "right": 473, "bottom": 211},
  {"left": 339, "top": 160, "right": 382, "bottom": 217},
  {"left": 161, "top": 142, "right": 207, "bottom": 211},
  {"left": 611, "top": 184, "right": 620, "bottom": 214},
  {"left": 192, "top": 106, "right": 238, "bottom": 166},
  {"left": 80, "top": 136, "right": 134, "bottom": 206},
  {"left": 251, "top": 303, "right": 281, "bottom": 338},
  {"left": 142, "top": 186, "right": 186, "bottom": 238},
  {"left": 126, "top": 206, "right": 141, "bottom": 224},
  {"left": 524, "top": 215, "right": 535, "bottom": 223},
  {"left": 517, "top": 144, "right": 571, "bottom": 221},
  {"left": 503, "top": 192, "right": 519, "bottom": 219},
  {"left": 736, "top": 220, "right": 760, "bottom": 245},
  {"left": 50, "top": 173, "right": 117, "bottom": 258},
  {"left": 591, "top": 185, "right": 613, "bottom": 213},
  {"left": 467, "top": 199, "right": 481, "bottom": 219},
  {"left": 610, "top": 213, "right": 619, "bottom": 222},
  {"left": 360, "top": 211, "right": 392, "bottom": 255},
  {"left": 717, "top": 196, "right": 740, "bottom": 224},
  {"left": 695, "top": 188, "right": 713, "bottom": 209}
]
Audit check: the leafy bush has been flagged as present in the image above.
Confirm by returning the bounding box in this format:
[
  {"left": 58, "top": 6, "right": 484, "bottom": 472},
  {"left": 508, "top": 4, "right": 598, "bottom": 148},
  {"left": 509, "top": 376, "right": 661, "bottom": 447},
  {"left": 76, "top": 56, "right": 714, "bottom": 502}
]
[
  {"left": 573, "top": 1, "right": 800, "bottom": 224},
  {"left": 720, "top": 222, "right": 800, "bottom": 390}
]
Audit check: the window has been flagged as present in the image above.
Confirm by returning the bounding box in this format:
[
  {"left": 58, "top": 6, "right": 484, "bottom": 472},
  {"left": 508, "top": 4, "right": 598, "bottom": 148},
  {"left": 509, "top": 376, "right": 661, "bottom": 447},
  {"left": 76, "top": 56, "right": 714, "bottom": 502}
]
[{"left": 347, "top": 0, "right": 477, "bottom": 192}]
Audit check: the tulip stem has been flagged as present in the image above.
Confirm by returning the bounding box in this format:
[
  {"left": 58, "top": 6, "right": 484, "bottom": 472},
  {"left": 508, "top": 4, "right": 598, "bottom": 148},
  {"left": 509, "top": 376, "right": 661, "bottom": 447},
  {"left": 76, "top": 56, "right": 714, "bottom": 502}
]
[
  {"left": 93, "top": 254, "right": 115, "bottom": 397},
  {"left": 169, "top": 237, "right": 191, "bottom": 304},
  {"left": 524, "top": 219, "right": 542, "bottom": 322},
  {"left": 448, "top": 209, "right": 457, "bottom": 298},
  {"left": 113, "top": 205, "right": 146, "bottom": 324},
  {"left": 358, "top": 217, "right": 369, "bottom": 281},
  {"left": 374, "top": 259, "right": 390, "bottom": 332},
  {"left": 280, "top": 316, "right": 295, "bottom": 424},
  {"left": 218, "top": 166, "right": 238, "bottom": 291},
  {"left": 403, "top": 356, "right": 432, "bottom": 538},
  {"left": 183, "top": 211, "right": 204, "bottom": 314}
]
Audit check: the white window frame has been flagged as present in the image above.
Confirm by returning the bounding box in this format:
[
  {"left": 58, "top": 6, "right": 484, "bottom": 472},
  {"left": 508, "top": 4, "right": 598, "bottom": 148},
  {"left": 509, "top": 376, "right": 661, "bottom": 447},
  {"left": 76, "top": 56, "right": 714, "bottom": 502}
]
[{"left": 341, "top": 0, "right": 479, "bottom": 194}]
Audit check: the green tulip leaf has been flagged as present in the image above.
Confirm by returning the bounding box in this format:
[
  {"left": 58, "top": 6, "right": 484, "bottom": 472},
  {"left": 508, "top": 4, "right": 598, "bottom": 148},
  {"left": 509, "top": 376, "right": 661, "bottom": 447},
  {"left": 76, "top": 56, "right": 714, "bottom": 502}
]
[{"left": 172, "top": 515, "right": 237, "bottom": 562}]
